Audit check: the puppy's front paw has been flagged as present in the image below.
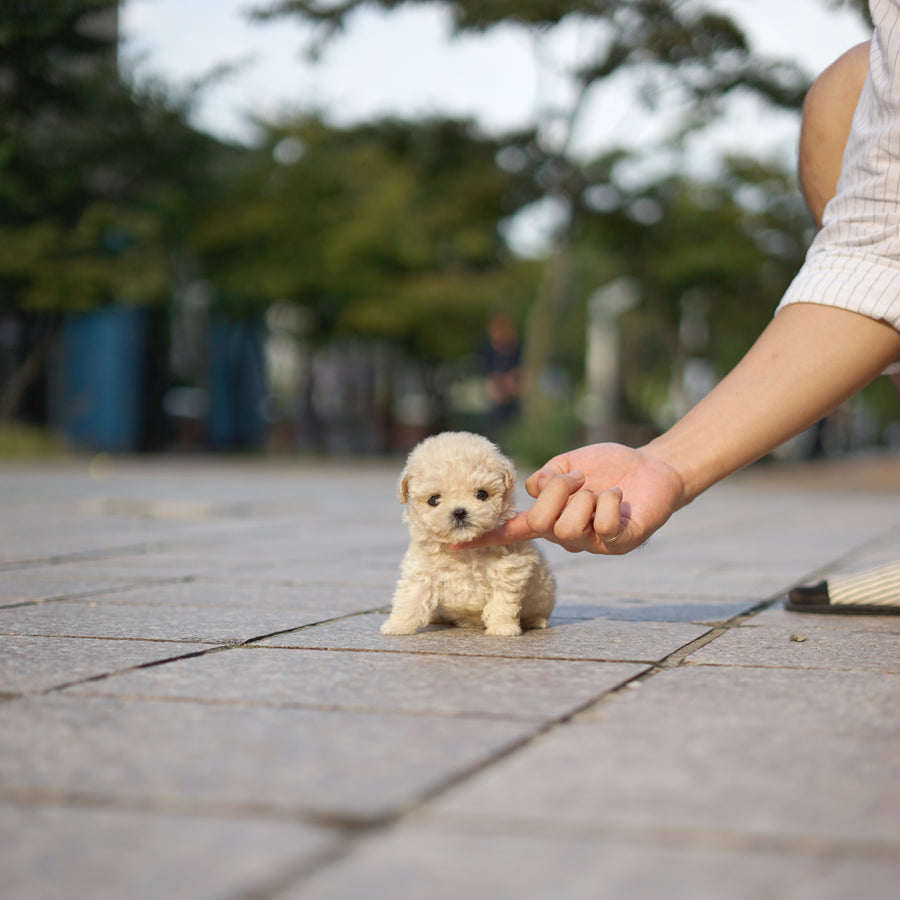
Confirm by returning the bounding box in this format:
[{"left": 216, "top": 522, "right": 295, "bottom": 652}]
[
  {"left": 485, "top": 621, "right": 522, "bottom": 637},
  {"left": 380, "top": 617, "right": 419, "bottom": 636}
]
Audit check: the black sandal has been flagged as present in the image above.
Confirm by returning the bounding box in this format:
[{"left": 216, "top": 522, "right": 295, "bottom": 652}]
[{"left": 786, "top": 580, "right": 900, "bottom": 615}]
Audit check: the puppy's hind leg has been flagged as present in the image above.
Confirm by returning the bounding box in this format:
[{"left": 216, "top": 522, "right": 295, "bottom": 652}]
[
  {"left": 381, "top": 577, "right": 437, "bottom": 635},
  {"left": 482, "top": 588, "right": 523, "bottom": 637},
  {"left": 520, "top": 561, "right": 556, "bottom": 631}
]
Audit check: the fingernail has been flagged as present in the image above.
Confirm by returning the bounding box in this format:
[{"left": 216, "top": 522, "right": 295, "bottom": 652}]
[{"left": 569, "top": 470, "right": 585, "bottom": 480}]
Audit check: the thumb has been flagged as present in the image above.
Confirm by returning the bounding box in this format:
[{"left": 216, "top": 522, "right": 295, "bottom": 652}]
[{"left": 449, "top": 511, "right": 538, "bottom": 550}]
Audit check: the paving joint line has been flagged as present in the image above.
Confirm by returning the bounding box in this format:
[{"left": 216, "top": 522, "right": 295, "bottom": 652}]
[
  {"left": 0, "top": 529, "right": 287, "bottom": 572},
  {"left": 0, "top": 577, "right": 194, "bottom": 610},
  {"left": 25, "top": 646, "right": 234, "bottom": 698},
  {"left": 411, "top": 810, "right": 900, "bottom": 863},
  {"left": 249, "top": 641, "right": 659, "bottom": 665},
  {"left": 0, "top": 786, "right": 379, "bottom": 832},
  {"left": 17, "top": 612, "right": 394, "bottom": 697},
  {"left": 267, "top": 579, "right": 842, "bottom": 894},
  {"left": 0, "top": 544, "right": 188, "bottom": 572},
  {"left": 54, "top": 689, "right": 557, "bottom": 724},
  {"left": 258, "top": 660, "right": 656, "bottom": 896}
]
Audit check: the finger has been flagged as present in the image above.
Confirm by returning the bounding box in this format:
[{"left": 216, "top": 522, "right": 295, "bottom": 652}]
[
  {"left": 592, "top": 487, "right": 624, "bottom": 542},
  {"left": 449, "top": 511, "right": 538, "bottom": 550},
  {"left": 525, "top": 463, "right": 581, "bottom": 499},
  {"left": 525, "top": 471, "right": 585, "bottom": 533},
  {"left": 552, "top": 489, "right": 598, "bottom": 542}
]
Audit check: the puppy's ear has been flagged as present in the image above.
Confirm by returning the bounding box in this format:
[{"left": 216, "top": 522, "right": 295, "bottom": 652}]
[
  {"left": 499, "top": 453, "right": 517, "bottom": 495},
  {"left": 397, "top": 466, "right": 410, "bottom": 504}
]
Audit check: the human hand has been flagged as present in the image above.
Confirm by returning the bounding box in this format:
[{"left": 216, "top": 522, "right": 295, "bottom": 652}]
[{"left": 456, "top": 443, "right": 686, "bottom": 554}]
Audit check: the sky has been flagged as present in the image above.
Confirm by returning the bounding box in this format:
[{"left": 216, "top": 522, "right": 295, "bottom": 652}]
[
  {"left": 119, "top": 0, "right": 871, "bottom": 254},
  {"left": 120, "top": 0, "right": 870, "bottom": 149}
]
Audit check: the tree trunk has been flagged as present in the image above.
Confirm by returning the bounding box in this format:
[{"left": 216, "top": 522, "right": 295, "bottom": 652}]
[
  {"left": 0, "top": 322, "right": 59, "bottom": 425},
  {"left": 520, "top": 244, "right": 570, "bottom": 440}
]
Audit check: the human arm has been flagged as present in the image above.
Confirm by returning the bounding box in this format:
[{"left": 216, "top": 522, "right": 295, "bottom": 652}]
[
  {"left": 465, "top": 302, "right": 900, "bottom": 554},
  {"left": 798, "top": 40, "right": 870, "bottom": 227},
  {"left": 796, "top": 40, "right": 900, "bottom": 395},
  {"left": 460, "top": 39, "right": 899, "bottom": 555}
]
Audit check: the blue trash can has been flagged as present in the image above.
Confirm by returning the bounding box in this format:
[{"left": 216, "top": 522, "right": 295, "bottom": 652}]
[
  {"left": 52, "top": 307, "right": 148, "bottom": 452},
  {"left": 206, "top": 317, "right": 266, "bottom": 450}
]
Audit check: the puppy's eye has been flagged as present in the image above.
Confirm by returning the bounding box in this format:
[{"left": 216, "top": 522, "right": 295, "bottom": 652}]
[
  {"left": 427, "top": 494, "right": 441, "bottom": 507},
  {"left": 475, "top": 489, "right": 489, "bottom": 501}
]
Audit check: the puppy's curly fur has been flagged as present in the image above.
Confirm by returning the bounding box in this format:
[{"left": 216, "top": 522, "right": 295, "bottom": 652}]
[{"left": 382, "top": 431, "right": 556, "bottom": 636}]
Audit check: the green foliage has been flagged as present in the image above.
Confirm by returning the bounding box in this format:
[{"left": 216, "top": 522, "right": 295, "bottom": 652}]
[
  {"left": 495, "top": 400, "right": 579, "bottom": 470},
  {"left": 549, "top": 155, "right": 812, "bottom": 426},
  {"left": 255, "top": 0, "right": 812, "bottom": 118},
  {"left": 191, "top": 115, "right": 540, "bottom": 355},
  {"left": 256, "top": 0, "right": 870, "bottom": 36},
  {"left": 0, "top": 0, "right": 221, "bottom": 315},
  {"left": 0, "top": 205, "right": 170, "bottom": 312}
]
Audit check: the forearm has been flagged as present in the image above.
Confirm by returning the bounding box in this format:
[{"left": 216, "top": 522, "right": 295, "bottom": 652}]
[{"left": 644, "top": 303, "right": 900, "bottom": 504}]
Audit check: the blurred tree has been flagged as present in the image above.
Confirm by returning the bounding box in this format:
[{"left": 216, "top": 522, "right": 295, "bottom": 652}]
[
  {"left": 0, "top": 0, "right": 223, "bottom": 422},
  {"left": 191, "top": 115, "right": 540, "bottom": 361},
  {"left": 252, "top": 0, "right": 861, "bottom": 448},
  {"left": 545, "top": 154, "right": 812, "bottom": 427}
]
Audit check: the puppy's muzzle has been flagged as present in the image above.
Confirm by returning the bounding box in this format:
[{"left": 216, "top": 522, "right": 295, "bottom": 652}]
[{"left": 451, "top": 507, "right": 470, "bottom": 527}]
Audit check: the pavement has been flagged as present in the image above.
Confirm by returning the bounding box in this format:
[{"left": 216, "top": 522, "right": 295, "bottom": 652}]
[{"left": 0, "top": 453, "right": 898, "bottom": 899}]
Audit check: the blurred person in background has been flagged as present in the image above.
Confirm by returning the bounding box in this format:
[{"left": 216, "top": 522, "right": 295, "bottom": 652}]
[{"left": 481, "top": 313, "right": 522, "bottom": 429}]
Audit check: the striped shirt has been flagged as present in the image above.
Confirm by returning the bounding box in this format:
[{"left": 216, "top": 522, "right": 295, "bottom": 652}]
[
  {"left": 777, "top": 0, "right": 900, "bottom": 356},
  {"left": 829, "top": 560, "right": 900, "bottom": 606}
]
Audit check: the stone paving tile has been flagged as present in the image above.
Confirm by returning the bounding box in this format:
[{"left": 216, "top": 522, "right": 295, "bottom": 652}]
[
  {"left": 0, "top": 801, "right": 338, "bottom": 900},
  {"left": 73, "top": 646, "right": 647, "bottom": 721},
  {"left": 430, "top": 666, "right": 900, "bottom": 845},
  {"left": 223, "top": 516, "right": 403, "bottom": 547},
  {"left": 99, "top": 532, "right": 401, "bottom": 587},
  {"left": 52, "top": 579, "right": 387, "bottom": 612},
  {"left": 757, "top": 604, "right": 900, "bottom": 633},
  {"left": 44, "top": 535, "right": 405, "bottom": 582},
  {"left": 257, "top": 611, "right": 711, "bottom": 662},
  {"left": 676, "top": 480, "right": 900, "bottom": 533},
  {"left": 225, "top": 558, "right": 400, "bottom": 588},
  {"left": 782, "top": 860, "right": 900, "bottom": 900},
  {"left": 649, "top": 527, "right": 889, "bottom": 566},
  {"left": 689, "top": 605, "right": 900, "bottom": 672},
  {"left": 552, "top": 558, "right": 806, "bottom": 600},
  {"left": 13, "top": 556, "right": 242, "bottom": 581},
  {"left": 0, "top": 694, "right": 536, "bottom": 822},
  {"left": 634, "top": 487, "right": 897, "bottom": 542},
  {"left": 552, "top": 596, "right": 756, "bottom": 623},
  {"left": 0, "top": 635, "right": 211, "bottom": 695},
  {"left": 0, "top": 598, "right": 352, "bottom": 645},
  {"left": 578, "top": 663, "right": 900, "bottom": 733},
  {"left": 822, "top": 538, "right": 900, "bottom": 571},
  {"left": 0, "top": 517, "right": 231, "bottom": 565},
  {"left": 0, "top": 573, "right": 154, "bottom": 606},
  {"left": 286, "top": 821, "right": 900, "bottom": 900}
]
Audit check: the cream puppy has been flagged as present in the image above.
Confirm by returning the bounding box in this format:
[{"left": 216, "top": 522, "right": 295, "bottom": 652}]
[{"left": 382, "top": 431, "right": 556, "bottom": 636}]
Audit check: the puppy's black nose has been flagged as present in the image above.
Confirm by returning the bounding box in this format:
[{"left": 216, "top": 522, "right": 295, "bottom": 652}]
[{"left": 452, "top": 507, "right": 469, "bottom": 524}]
